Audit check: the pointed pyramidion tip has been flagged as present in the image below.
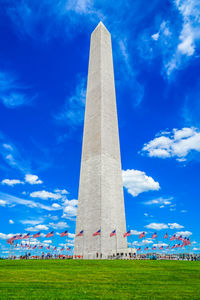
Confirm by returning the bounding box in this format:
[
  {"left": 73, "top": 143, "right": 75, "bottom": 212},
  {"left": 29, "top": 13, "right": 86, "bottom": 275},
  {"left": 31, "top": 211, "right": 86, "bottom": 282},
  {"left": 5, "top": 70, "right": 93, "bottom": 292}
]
[{"left": 93, "top": 21, "right": 110, "bottom": 34}]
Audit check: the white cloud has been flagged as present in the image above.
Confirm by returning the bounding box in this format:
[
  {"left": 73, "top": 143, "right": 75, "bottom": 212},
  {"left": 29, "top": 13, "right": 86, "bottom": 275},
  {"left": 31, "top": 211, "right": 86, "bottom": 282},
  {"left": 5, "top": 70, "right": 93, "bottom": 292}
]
[
  {"left": 9, "top": 219, "right": 14, "bottom": 224},
  {"left": 0, "top": 233, "right": 14, "bottom": 240},
  {"left": 49, "top": 221, "right": 68, "bottom": 230},
  {"left": 20, "top": 218, "right": 44, "bottom": 225},
  {"left": 145, "top": 197, "right": 173, "bottom": 206},
  {"left": 142, "top": 127, "right": 200, "bottom": 161},
  {"left": 61, "top": 198, "right": 78, "bottom": 219},
  {"left": 152, "top": 32, "right": 159, "bottom": 41},
  {"left": 63, "top": 205, "right": 77, "bottom": 216},
  {"left": 25, "top": 174, "right": 43, "bottom": 185},
  {"left": 52, "top": 203, "right": 61, "bottom": 209},
  {"left": 30, "top": 190, "right": 62, "bottom": 200},
  {"left": 166, "top": 0, "right": 200, "bottom": 74},
  {"left": 66, "top": 0, "right": 93, "bottom": 14},
  {"left": 25, "top": 224, "right": 49, "bottom": 232},
  {"left": 130, "top": 230, "right": 143, "bottom": 235},
  {"left": 122, "top": 169, "right": 160, "bottom": 197},
  {"left": 145, "top": 223, "right": 168, "bottom": 230},
  {"left": 181, "top": 210, "right": 187, "bottom": 213},
  {"left": 45, "top": 214, "right": 58, "bottom": 221},
  {"left": 176, "top": 231, "right": 192, "bottom": 237},
  {"left": 54, "top": 189, "right": 69, "bottom": 195},
  {"left": 0, "top": 200, "right": 6, "bottom": 206},
  {"left": 133, "top": 239, "right": 153, "bottom": 246},
  {"left": 0, "top": 192, "right": 58, "bottom": 211},
  {"left": 1, "top": 179, "right": 24, "bottom": 186},
  {"left": 68, "top": 233, "right": 75, "bottom": 239},
  {"left": 144, "top": 213, "right": 148, "bottom": 217},
  {"left": 63, "top": 199, "right": 78, "bottom": 207},
  {"left": 55, "top": 76, "right": 86, "bottom": 127},
  {"left": 0, "top": 71, "right": 36, "bottom": 108},
  {"left": 193, "top": 247, "right": 200, "bottom": 251},
  {"left": 153, "top": 242, "right": 168, "bottom": 247},
  {"left": 168, "top": 223, "right": 184, "bottom": 229},
  {"left": 146, "top": 222, "right": 184, "bottom": 230},
  {"left": 43, "top": 239, "right": 52, "bottom": 244}
]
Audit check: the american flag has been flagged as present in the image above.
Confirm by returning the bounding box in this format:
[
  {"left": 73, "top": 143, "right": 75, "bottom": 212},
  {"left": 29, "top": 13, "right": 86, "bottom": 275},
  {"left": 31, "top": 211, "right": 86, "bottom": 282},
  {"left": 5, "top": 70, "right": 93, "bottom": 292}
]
[
  {"left": 164, "top": 233, "right": 168, "bottom": 239},
  {"left": 145, "top": 247, "right": 149, "bottom": 251},
  {"left": 53, "top": 247, "right": 57, "bottom": 251},
  {"left": 175, "top": 244, "right": 179, "bottom": 248},
  {"left": 139, "top": 232, "right": 145, "bottom": 239},
  {"left": 170, "top": 234, "right": 176, "bottom": 241},
  {"left": 137, "top": 247, "right": 141, "bottom": 251},
  {"left": 60, "top": 230, "right": 68, "bottom": 237},
  {"left": 46, "top": 231, "right": 54, "bottom": 238},
  {"left": 39, "top": 245, "right": 43, "bottom": 249},
  {"left": 7, "top": 236, "right": 16, "bottom": 244},
  {"left": 46, "top": 246, "right": 50, "bottom": 250},
  {"left": 171, "top": 245, "right": 175, "bottom": 249},
  {"left": 183, "top": 238, "right": 191, "bottom": 246},
  {"left": 33, "top": 232, "right": 41, "bottom": 238},
  {"left": 76, "top": 230, "right": 84, "bottom": 237},
  {"left": 15, "top": 234, "right": 23, "bottom": 240},
  {"left": 123, "top": 230, "right": 131, "bottom": 238},
  {"left": 92, "top": 229, "right": 101, "bottom": 237},
  {"left": 25, "top": 244, "right": 29, "bottom": 248},
  {"left": 110, "top": 230, "right": 116, "bottom": 237},
  {"left": 23, "top": 233, "right": 30, "bottom": 239},
  {"left": 32, "top": 245, "right": 37, "bottom": 249},
  {"left": 177, "top": 235, "right": 183, "bottom": 241},
  {"left": 60, "top": 247, "right": 64, "bottom": 251},
  {"left": 152, "top": 246, "right": 156, "bottom": 250},
  {"left": 166, "top": 245, "right": 169, "bottom": 249},
  {"left": 67, "top": 247, "right": 71, "bottom": 250},
  {"left": 152, "top": 232, "right": 157, "bottom": 239},
  {"left": 15, "top": 243, "right": 18, "bottom": 248},
  {"left": 20, "top": 243, "right": 24, "bottom": 248},
  {"left": 159, "top": 246, "right": 163, "bottom": 250}
]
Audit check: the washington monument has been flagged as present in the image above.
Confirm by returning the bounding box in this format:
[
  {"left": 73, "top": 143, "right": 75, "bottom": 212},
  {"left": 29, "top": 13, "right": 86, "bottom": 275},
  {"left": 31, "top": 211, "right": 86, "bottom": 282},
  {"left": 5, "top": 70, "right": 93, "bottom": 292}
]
[{"left": 74, "top": 22, "right": 127, "bottom": 259}]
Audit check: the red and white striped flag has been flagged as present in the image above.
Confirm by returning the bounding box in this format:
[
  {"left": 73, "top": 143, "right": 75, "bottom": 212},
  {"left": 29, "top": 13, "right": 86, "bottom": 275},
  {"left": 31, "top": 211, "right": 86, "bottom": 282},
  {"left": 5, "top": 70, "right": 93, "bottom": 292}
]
[
  {"left": 164, "top": 233, "right": 168, "bottom": 239},
  {"left": 60, "top": 230, "right": 68, "bottom": 237},
  {"left": 152, "top": 232, "right": 157, "bottom": 239},
  {"left": 139, "top": 232, "right": 145, "bottom": 239},
  {"left": 33, "top": 232, "right": 41, "bottom": 238},
  {"left": 110, "top": 230, "right": 116, "bottom": 237},
  {"left": 170, "top": 234, "right": 176, "bottom": 241},
  {"left": 92, "top": 229, "right": 101, "bottom": 237},
  {"left": 46, "top": 231, "right": 54, "bottom": 238}
]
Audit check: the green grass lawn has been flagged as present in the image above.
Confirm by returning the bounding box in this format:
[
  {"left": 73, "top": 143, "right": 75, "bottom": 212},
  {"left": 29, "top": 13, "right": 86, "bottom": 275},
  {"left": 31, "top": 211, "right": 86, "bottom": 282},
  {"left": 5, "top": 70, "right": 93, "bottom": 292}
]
[{"left": 0, "top": 260, "right": 199, "bottom": 299}]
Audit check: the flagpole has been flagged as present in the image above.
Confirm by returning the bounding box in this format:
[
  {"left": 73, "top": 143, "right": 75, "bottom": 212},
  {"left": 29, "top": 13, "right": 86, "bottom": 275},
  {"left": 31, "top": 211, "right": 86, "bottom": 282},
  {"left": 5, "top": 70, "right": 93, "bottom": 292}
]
[
  {"left": 66, "top": 235, "right": 68, "bottom": 258},
  {"left": 130, "top": 233, "right": 132, "bottom": 258},
  {"left": 8, "top": 243, "right": 11, "bottom": 259},
  {"left": 51, "top": 235, "right": 54, "bottom": 259},
  {"left": 82, "top": 234, "right": 84, "bottom": 259},
  {"left": 100, "top": 227, "right": 101, "bottom": 259},
  {"left": 156, "top": 235, "right": 159, "bottom": 258},
  {"left": 167, "top": 234, "right": 171, "bottom": 260},
  {"left": 115, "top": 230, "right": 117, "bottom": 257}
]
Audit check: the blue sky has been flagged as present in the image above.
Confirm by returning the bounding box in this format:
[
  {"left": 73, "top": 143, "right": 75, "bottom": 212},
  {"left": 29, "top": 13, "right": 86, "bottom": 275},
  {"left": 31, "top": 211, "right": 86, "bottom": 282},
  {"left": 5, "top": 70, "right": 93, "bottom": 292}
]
[{"left": 0, "top": 0, "right": 200, "bottom": 256}]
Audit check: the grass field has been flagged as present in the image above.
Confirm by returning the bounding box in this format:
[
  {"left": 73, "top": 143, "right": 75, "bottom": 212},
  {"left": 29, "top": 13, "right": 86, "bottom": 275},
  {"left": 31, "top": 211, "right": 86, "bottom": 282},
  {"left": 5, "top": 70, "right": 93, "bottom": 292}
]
[{"left": 0, "top": 260, "right": 200, "bottom": 299}]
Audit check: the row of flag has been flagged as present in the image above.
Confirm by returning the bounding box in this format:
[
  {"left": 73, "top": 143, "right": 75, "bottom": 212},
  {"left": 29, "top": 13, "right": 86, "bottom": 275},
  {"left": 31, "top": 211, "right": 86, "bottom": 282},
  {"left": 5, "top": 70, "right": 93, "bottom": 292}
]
[
  {"left": 7, "top": 230, "right": 69, "bottom": 244},
  {"left": 13, "top": 243, "right": 71, "bottom": 251},
  {"left": 137, "top": 242, "right": 191, "bottom": 252},
  {"left": 76, "top": 229, "right": 191, "bottom": 245}
]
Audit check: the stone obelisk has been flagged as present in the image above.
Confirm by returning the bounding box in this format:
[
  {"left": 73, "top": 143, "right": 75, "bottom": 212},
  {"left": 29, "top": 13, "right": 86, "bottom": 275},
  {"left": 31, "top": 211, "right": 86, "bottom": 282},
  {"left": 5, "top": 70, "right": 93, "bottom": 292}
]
[{"left": 74, "top": 22, "right": 127, "bottom": 259}]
